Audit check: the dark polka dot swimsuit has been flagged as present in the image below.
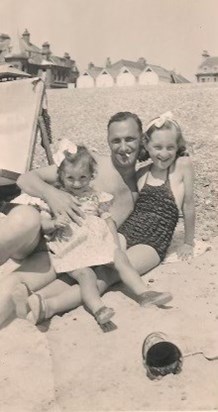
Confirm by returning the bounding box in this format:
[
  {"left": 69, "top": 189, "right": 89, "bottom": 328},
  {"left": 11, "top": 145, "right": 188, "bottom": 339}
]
[{"left": 119, "top": 166, "right": 179, "bottom": 261}]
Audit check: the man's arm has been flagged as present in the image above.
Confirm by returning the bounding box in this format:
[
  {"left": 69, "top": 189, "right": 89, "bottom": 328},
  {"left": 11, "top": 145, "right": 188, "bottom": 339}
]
[
  {"left": 17, "top": 165, "right": 58, "bottom": 198},
  {"left": 17, "top": 166, "right": 84, "bottom": 225}
]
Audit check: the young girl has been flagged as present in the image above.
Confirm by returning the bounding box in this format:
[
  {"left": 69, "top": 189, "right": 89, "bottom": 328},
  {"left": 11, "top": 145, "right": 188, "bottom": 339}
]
[
  {"left": 19, "top": 140, "right": 171, "bottom": 326},
  {"left": 118, "top": 111, "right": 195, "bottom": 262}
]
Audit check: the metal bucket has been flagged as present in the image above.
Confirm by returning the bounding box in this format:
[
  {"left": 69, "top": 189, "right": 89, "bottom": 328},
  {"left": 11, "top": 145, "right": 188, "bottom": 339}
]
[{"left": 142, "top": 332, "right": 183, "bottom": 380}]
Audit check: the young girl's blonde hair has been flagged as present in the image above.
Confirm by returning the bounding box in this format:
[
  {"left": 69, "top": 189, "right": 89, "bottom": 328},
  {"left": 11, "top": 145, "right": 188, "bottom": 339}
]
[
  {"left": 138, "top": 118, "right": 189, "bottom": 162},
  {"left": 57, "top": 145, "right": 97, "bottom": 187}
]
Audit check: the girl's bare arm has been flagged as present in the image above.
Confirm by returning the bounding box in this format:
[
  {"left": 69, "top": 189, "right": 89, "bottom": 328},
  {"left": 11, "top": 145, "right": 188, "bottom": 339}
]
[
  {"left": 178, "top": 157, "right": 195, "bottom": 258},
  {"left": 182, "top": 157, "right": 195, "bottom": 245}
]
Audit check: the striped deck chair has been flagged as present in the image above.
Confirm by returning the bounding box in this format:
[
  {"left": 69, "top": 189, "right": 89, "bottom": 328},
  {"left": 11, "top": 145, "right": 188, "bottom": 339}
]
[{"left": 0, "top": 75, "right": 54, "bottom": 212}]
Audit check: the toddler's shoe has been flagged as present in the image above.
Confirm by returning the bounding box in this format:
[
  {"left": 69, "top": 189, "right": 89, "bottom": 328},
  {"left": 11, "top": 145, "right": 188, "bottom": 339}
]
[{"left": 94, "top": 306, "right": 115, "bottom": 325}]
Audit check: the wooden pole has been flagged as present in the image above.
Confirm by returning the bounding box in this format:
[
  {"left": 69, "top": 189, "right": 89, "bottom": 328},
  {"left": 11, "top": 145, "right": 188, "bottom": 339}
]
[{"left": 38, "top": 116, "right": 54, "bottom": 165}]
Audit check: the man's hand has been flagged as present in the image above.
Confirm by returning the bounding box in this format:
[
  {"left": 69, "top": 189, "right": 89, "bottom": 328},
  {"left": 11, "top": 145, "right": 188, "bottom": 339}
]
[
  {"left": 44, "top": 186, "right": 85, "bottom": 226},
  {"left": 177, "top": 243, "right": 194, "bottom": 260}
]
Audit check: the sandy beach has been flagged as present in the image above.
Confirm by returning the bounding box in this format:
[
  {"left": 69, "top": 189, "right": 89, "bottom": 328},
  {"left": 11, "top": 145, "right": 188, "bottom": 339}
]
[
  {"left": 0, "top": 83, "right": 218, "bottom": 411},
  {"left": 0, "top": 236, "right": 218, "bottom": 412}
]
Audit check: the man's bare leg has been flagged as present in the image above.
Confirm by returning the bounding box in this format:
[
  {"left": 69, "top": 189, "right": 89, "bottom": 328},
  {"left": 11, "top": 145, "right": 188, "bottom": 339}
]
[
  {"left": 1, "top": 251, "right": 56, "bottom": 325},
  {"left": 0, "top": 205, "right": 41, "bottom": 265}
]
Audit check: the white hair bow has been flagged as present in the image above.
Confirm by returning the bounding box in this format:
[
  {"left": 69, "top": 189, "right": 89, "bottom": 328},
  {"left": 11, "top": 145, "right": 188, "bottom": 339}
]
[
  {"left": 145, "top": 111, "right": 175, "bottom": 132},
  {"left": 53, "top": 139, "right": 77, "bottom": 167}
]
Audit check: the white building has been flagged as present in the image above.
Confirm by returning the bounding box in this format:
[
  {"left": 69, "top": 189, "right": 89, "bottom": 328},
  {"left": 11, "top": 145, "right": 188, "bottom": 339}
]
[
  {"left": 77, "top": 58, "right": 189, "bottom": 88},
  {"left": 139, "top": 67, "right": 159, "bottom": 85},
  {"left": 95, "top": 68, "right": 114, "bottom": 87},
  {"left": 116, "top": 66, "right": 141, "bottom": 86},
  {"left": 196, "top": 51, "right": 218, "bottom": 83},
  {"left": 77, "top": 66, "right": 102, "bottom": 88}
]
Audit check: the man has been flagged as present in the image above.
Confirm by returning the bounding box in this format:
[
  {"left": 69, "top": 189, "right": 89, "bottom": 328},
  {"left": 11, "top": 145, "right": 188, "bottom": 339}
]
[
  {"left": 17, "top": 111, "right": 142, "bottom": 228},
  {"left": 1, "top": 112, "right": 170, "bottom": 324}
]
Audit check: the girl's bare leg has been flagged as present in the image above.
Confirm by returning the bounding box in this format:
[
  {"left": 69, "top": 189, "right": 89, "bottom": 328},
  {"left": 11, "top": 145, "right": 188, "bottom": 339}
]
[
  {"left": 94, "top": 245, "right": 160, "bottom": 290},
  {"left": 113, "top": 248, "right": 157, "bottom": 295},
  {"left": 0, "top": 206, "right": 41, "bottom": 264},
  {"left": 97, "top": 245, "right": 172, "bottom": 306},
  {"left": 126, "top": 244, "right": 160, "bottom": 274}
]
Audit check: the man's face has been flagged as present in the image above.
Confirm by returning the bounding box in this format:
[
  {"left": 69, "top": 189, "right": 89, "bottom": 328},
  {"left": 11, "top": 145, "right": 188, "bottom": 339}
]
[{"left": 107, "top": 118, "right": 141, "bottom": 168}]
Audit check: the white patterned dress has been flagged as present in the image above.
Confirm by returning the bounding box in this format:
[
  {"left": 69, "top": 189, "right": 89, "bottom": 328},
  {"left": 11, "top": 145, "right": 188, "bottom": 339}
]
[{"left": 12, "top": 191, "right": 117, "bottom": 273}]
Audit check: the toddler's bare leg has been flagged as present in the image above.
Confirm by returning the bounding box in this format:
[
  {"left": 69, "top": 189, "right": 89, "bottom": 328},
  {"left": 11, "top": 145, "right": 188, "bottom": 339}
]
[{"left": 70, "top": 268, "right": 110, "bottom": 315}]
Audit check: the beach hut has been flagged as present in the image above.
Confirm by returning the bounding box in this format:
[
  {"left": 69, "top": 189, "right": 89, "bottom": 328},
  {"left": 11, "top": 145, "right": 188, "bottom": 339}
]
[
  {"left": 139, "top": 65, "right": 173, "bottom": 85},
  {"left": 79, "top": 58, "right": 190, "bottom": 88},
  {"left": 77, "top": 70, "right": 94, "bottom": 88},
  {"left": 109, "top": 59, "right": 145, "bottom": 87},
  {"left": 77, "top": 66, "right": 103, "bottom": 88},
  {"left": 116, "top": 66, "right": 140, "bottom": 86},
  {"left": 96, "top": 68, "right": 114, "bottom": 88},
  {"left": 138, "top": 67, "right": 159, "bottom": 85}
]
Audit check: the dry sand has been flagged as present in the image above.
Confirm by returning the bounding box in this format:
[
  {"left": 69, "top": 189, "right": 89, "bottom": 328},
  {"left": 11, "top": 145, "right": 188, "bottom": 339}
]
[
  {"left": 0, "top": 83, "right": 218, "bottom": 411},
  {"left": 0, "top": 237, "right": 218, "bottom": 412}
]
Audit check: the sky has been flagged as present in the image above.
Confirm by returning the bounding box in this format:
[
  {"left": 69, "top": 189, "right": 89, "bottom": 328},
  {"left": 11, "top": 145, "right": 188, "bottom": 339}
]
[{"left": 0, "top": 0, "right": 217, "bottom": 81}]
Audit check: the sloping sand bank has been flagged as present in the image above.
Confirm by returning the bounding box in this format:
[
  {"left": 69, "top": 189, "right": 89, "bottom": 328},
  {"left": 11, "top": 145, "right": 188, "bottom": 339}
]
[{"left": 0, "top": 237, "right": 218, "bottom": 412}]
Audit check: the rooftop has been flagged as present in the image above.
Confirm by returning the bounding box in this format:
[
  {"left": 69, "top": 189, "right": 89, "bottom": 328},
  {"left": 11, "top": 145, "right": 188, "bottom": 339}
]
[
  {"left": 4, "top": 30, "right": 77, "bottom": 69},
  {"left": 198, "top": 56, "right": 218, "bottom": 68},
  {"left": 82, "top": 58, "right": 189, "bottom": 83}
]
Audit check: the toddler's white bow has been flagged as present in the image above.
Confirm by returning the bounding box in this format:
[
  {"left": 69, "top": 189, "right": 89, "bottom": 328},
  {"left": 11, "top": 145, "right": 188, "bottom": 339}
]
[
  {"left": 53, "top": 139, "right": 77, "bottom": 167},
  {"left": 145, "top": 111, "right": 175, "bottom": 132}
]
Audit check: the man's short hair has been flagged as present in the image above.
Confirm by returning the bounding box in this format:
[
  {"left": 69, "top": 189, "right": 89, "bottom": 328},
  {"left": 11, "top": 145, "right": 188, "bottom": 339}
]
[{"left": 107, "top": 112, "right": 143, "bottom": 134}]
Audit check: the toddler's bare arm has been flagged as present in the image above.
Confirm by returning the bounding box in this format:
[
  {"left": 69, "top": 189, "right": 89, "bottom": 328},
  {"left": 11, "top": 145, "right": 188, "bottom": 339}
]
[
  {"left": 40, "top": 212, "right": 56, "bottom": 235},
  {"left": 105, "top": 217, "right": 121, "bottom": 248}
]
